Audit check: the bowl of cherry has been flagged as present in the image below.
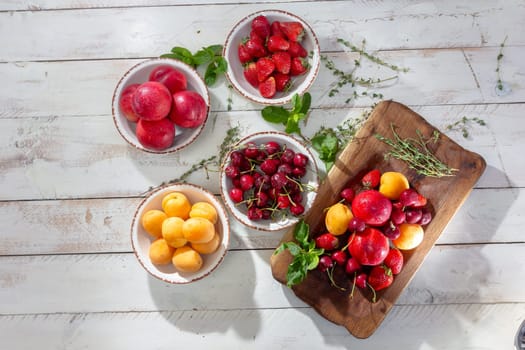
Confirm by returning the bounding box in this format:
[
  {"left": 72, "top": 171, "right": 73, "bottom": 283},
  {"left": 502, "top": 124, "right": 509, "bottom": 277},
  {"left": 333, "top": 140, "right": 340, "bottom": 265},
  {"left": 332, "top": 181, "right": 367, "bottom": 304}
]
[{"left": 220, "top": 131, "right": 319, "bottom": 232}]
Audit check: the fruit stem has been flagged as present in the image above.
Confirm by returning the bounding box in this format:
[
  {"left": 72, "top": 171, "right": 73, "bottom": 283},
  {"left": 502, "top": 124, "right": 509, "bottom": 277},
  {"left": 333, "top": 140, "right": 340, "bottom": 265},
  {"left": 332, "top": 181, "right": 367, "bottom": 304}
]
[{"left": 326, "top": 266, "right": 347, "bottom": 292}]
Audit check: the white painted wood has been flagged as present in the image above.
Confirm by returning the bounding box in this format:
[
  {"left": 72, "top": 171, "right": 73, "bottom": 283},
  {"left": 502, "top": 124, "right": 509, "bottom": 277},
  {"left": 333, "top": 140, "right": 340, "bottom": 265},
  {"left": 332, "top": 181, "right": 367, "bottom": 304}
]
[
  {"left": 1, "top": 1, "right": 524, "bottom": 347},
  {"left": 1, "top": 1, "right": 524, "bottom": 61},
  {"left": 2, "top": 47, "right": 524, "bottom": 119},
  {"left": 0, "top": 103, "right": 522, "bottom": 200},
  {"left": 0, "top": 303, "right": 523, "bottom": 349},
  {"left": 0, "top": 187, "right": 523, "bottom": 256},
  {"left": 0, "top": 245, "right": 524, "bottom": 315}
]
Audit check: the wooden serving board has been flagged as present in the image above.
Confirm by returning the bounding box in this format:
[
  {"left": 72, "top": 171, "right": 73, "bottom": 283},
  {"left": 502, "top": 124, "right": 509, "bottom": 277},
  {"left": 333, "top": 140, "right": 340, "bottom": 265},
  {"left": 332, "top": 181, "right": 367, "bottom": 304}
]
[{"left": 270, "top": 100, "right": 486, "bottom": 338}]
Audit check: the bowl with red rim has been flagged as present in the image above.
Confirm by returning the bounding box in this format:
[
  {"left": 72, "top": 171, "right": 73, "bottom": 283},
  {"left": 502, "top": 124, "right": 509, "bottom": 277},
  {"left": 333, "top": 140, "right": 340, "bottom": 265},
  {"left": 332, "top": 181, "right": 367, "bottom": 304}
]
[
  {"left": 131, "top": 183, "right": 230, "bottom": 284},
  {"left": 223, "top": 9, "right": 321, "bottom": 105},
  {"left": 112, "top": 58, "right": 210, "bottom": 154},
  {"left": 219, "top": 131, "right": 319, "bottom": 232}
]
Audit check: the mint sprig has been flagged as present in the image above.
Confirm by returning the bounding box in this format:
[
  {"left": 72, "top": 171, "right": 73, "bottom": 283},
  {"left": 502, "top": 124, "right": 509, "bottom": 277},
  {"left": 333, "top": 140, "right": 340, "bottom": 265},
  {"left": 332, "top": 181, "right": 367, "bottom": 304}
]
[
  {"left": 274, "top": 220, "right": 323, "bottom": 287},
  {"left": 161, "top": 44, "right": 227, "bottom": 86},
  {"left": 261, "top": 93, "right": 311, "bottom": 135}
]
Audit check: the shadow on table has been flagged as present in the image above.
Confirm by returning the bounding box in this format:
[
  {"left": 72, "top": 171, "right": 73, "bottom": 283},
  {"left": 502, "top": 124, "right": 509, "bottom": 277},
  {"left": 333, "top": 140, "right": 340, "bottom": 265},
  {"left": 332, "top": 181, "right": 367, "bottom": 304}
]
[
  {"left": 276, "top": 165, "right": 515, "bottom": 349},
  {"left": 147, "top": 249, "right": 261, "bottom": 340}
]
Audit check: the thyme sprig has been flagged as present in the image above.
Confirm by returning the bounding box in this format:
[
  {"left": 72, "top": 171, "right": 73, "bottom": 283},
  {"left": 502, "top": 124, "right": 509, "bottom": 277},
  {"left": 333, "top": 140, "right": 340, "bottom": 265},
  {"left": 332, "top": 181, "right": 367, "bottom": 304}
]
[
  {"left": 337, "top": 38, "right": 409, "bottom": 73},
  {"left": 496, "top": 35, "right": 508, "bottom": 92},
  {"left": 375, "top": 124, "right": 457, "bottom": 178},
  {"left": 310, "top": 108, "right": 372, "bottom": 172},
  {"left": 151, "top": 126, "right": 241, "bottom": 190},
  {"left": 446, "top": 116, "right": 487, "bottom": 139},
  {"left": 322, "top": 38, "right": 407, "bottom": 104}
]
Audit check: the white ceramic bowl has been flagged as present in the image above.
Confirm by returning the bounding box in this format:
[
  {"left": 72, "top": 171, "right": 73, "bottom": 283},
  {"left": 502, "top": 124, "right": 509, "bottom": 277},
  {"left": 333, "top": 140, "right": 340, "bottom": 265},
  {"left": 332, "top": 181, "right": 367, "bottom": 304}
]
[
  {"left": 220, "top": 131, "right": 319, "bottom": 231},
  {"left": 223, "top": 9, "right": 321, "bottom": 105},
  {"left": 131, "top": 183, "right": 230, "bottom": 284},
  {"left": 112, "top": 58, "right": 210, "bottom": 154}
]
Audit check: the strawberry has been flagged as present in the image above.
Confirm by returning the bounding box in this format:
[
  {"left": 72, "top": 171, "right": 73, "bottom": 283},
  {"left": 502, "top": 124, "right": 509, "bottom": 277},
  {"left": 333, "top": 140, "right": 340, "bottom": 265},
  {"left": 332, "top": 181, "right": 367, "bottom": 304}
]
[
  {"left": 245, "top": 36, "right": 267, "bottom": 58},
  {"left": 280, "top": 21, "right": 305, "bottom": 42},
  {"left": 243, "top": 62, "right": 259, "bottom": 87},
  {"left": 267, "top": 35, "right": 290, "bottom": 52},
  {"left": 259, "top": 76, "right": 276, "bottom": 98},
  {"left": 367, "top": 265, "right": 393, "bottom": 291},
  {"left": 271, "top": 20, "right": 284, "bottom": 37},
  {"left": 288, "top": 41, "right": 308, "bottom": 58},
  {"left": 256, "top": 57, "right": 275, "bottom": 82},
  {"left": 272, "top": 51, "right": 291, "bottom": 75},
  {"left": 290, "top": 57, "right": 309, "bottom": 76},
  {"left": 274, "top": 73, "right": 291, "bottom": 92},
  {"left": 238, "top": 42, "right": 252, "bottom": 64},
  {"left": 384, "top": 248, "right": 404, "bottom": 275},
  {"left": 251, "top": 15, "right": 271, "bottom": 39},
  {"left": 361, "top": 169, "right": 381, "bottom": 188}
]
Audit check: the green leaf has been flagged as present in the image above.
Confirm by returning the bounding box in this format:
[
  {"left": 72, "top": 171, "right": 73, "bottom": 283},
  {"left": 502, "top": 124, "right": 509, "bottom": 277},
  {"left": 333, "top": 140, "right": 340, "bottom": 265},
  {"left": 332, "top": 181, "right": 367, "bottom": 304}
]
[
  {"left": 193, "top": 48, "right": 215, "bottom": 65},
  {"left": 293, "top": 220, "right": 310, "bottom": 248},
  {"left": 261, "top": 106, "right": 290, "bottom": 124},
  {"left": 207, "top": 44, "right": 224, "bottom": 56},
  {"left": 214, "top": 57, "right": 228, "bottom": 73},
  {"left": 286, "top": 257, "right": 308, "bottom": 287},
  {"left": 304, "top": 252, "right": 320, "bottom": 270},
  {"left": 285, "top": 242, "right": 303, "bottom": 256},
  {"left": 274, "top": 242, "right": 287, "bottom": 255},
  {"left": 169, "top": 47, "right": 195, "bottom": 65},
  {"left": 311, "top": 131, "right": 339, "bottom": 171},
  {"left": 291, "top": 94, "right": 302, "bottom": 114},
  {"left": 285, "top": 119, "right": 300, "bottom": 135},
  {"left": 299, "top": 93, "right": 311, "bottom": 114},
  {"left": 204, "top": 62, "right": 218, "bottom": 86}
]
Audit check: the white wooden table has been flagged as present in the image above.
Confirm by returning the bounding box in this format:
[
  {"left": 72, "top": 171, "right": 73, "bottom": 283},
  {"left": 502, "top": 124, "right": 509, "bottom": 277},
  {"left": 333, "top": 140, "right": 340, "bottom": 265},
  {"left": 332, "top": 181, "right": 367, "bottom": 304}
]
[{"left": 1, "top": 1, "right": 524, "bottom": 348}]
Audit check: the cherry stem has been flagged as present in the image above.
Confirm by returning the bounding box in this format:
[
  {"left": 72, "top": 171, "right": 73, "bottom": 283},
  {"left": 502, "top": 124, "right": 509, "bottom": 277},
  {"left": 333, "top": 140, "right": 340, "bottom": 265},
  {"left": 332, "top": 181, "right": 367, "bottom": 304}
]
[{"left": 326, "top": 266, "right": 346, "bottom": 291}]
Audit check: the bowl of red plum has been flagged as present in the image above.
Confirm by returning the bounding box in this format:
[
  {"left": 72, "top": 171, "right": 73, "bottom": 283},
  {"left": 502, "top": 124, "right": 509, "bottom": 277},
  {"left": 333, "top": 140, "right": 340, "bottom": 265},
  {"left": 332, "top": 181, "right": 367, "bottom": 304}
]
[
  {"left": 112, "top": 58, "right": 210, "bottom": 153},
  {"left": 220, "top": 131, "right": 319, "bottom": 232},
  {"left": 223, "top": 9, "right": 321, "bottom": 105}
]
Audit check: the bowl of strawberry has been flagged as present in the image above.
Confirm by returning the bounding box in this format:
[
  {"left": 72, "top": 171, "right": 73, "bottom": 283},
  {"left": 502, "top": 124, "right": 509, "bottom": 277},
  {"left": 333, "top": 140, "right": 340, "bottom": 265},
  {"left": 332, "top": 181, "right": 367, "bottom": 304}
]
[
  {"left": 112, "top": 58, "right": 210, "bottom": 153},
  {"left": 220, "top": 131, "right": 319, "bottom": 231},
  {"left": 223, "top": 9, "right": 321, "bottom": 105}
]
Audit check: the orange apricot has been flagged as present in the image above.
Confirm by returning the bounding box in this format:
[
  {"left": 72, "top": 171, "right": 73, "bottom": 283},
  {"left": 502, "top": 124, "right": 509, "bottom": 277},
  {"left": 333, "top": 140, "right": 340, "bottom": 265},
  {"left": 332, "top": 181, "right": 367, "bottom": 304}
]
[
  {"left": 172, "top": 246, "right": 203, "bottom": 272},
  {"left": 149, "top": 238, "right": 175, "bottom": 265},
  {"left": 189, "top": 201, "right": 218, "bottom": 224},
  {"left": 191, "top": 233, "right": 220, "bottom": 254},
  {"left": 161, "top": 216, "right": 187, "bottom": 248},
  {"left": 141, "top": 209, "right": 168, "bottom": 238},
  {"left": 162, "top": 192, "right": 191, "bottom": 219},
  {"left": 393, "top": 223, "right": 424, "bottom": 250},
  {"left": 182, "top": 217, "right": 215, "bottom": 244},
  {"left": 379, "top": 172, "right": 410, "bottom": 200},
  {"left": 325, "top": 203, "right": 353, "bottom": 236}
]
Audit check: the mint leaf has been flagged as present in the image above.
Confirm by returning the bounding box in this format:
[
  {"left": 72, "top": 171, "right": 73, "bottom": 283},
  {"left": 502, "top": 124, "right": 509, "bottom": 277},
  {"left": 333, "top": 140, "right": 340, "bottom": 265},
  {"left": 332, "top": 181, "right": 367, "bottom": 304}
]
[
  {"left": 293, "top": 220, "right": 309, "bottom": 248},
  {"left": 204, "top": 62, "right": 218, "bottom": 86},
  {"left": 193, "top": 48, "right": 215, "bottom": 65},
  {"left": 169, "top": 47, "right": 195, "bottom": 65},
  {"left": 207, "top": 44, "right": 224, "bottom": 56},
  {"left": 299, "top": 92, "right": 311, "bottom": 114},
  {"left": 291, "top": 94, "right": 302, "bottom": 114},
  {"left": 304, "top": 252, "right": 320, "bottom": 270},
  {"left": 215, "top": 57, "right": 228, "bottom": 73},
  {"left": 262, "top": 106, "right": 290, "bottom": 124},
  {"left": 311, "top": 130, "right": 339, "bottom": 172},
  {"left": 286, "top": 257, "right": 308, "bottom": 287}
]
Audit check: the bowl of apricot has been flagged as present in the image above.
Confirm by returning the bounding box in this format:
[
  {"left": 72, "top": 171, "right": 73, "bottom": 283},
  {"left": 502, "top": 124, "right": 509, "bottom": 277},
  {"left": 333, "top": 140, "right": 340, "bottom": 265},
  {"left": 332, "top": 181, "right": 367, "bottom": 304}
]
[{"left": 131, "top": 183, "right": 230, "bottom": 284}]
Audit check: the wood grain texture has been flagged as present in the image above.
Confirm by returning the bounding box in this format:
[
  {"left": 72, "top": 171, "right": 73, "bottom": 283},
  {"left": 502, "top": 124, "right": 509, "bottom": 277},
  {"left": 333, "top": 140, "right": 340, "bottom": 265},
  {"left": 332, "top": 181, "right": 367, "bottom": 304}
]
[
  {"left": 1, "top": 303, "right": 524, "bottom": 350},
  {"left": 271, "top": 101, "right": 486, "bottom": 338},
  {"left": 0, "top": 245, "right": 524, "bottom": 316},
  {"left": 1, "top": 1, "right": 524, "bottom": 61}
]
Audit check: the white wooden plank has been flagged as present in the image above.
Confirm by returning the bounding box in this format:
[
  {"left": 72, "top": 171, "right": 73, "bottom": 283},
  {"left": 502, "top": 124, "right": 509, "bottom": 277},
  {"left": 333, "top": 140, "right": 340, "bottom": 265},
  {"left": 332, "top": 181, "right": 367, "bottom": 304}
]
[
  {"left": 0, "top": 0, "right": 307, "bottom": 11},
  {"left": 1, "top": 2, "right": 524, "bottom": 61},
  {"left": 0, "top": 245, "right": 524, "bottom": 315},
  {"left": 0, "top": 103, "right": 521, "bottom": 200},
  {"left": 1, "top": 47, "right": 524, "bottom": 120},
  {"left": 0, "top": 304, "right": 523, "bottom": 349},
  {"left": 0, "top": 187, "right": 523, "bottom": 255}
]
